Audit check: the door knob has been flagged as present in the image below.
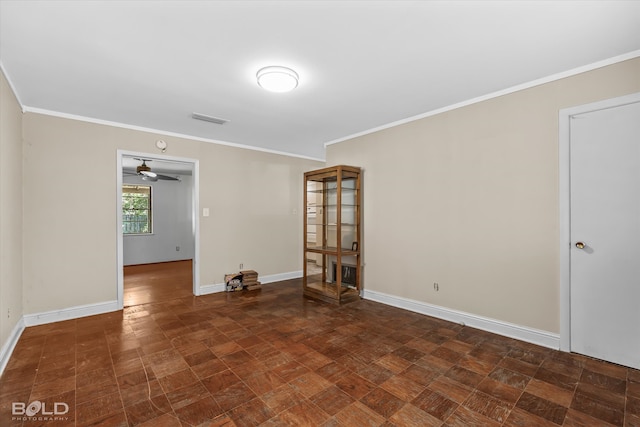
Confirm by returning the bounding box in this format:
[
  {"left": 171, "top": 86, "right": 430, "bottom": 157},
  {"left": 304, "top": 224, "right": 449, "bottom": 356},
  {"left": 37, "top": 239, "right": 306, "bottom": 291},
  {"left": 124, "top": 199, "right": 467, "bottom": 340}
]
[{"left": 575, "top": 242, "right": 586, "bottom": 249}]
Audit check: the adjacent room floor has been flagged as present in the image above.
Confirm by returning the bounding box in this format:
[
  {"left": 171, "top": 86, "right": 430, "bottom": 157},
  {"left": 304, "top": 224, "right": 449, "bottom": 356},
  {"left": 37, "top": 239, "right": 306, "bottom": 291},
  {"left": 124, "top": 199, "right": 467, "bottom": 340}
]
[
  {"left": 123, "top": 260, "right": 193, "bottom": 307},
  {"left": 1, "top": 278, "right": 638, "bottom": 426}
]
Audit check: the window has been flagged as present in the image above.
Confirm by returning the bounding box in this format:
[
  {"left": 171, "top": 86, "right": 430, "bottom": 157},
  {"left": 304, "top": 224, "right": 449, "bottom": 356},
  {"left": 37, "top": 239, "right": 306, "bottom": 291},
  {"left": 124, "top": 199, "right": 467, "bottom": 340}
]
[{"left": 122, "top": 184, "right": 152, "bottom": 234}]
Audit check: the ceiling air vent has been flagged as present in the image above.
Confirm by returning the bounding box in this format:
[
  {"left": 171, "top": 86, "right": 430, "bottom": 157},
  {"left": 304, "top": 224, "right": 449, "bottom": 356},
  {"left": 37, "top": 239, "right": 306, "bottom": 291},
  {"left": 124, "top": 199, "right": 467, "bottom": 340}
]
[{"left": 191, "top": 112, "right": 229, "bottom": 125}]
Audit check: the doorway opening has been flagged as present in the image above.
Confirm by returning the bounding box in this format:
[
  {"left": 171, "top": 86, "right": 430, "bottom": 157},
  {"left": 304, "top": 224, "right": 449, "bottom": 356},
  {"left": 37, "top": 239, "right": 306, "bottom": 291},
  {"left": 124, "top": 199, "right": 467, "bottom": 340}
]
[
  {"left": 124, "top": 260, "right": 193, "bottom": 306},
  {"left": 117, "top": 150, "right": 200, "bottom": 308}
]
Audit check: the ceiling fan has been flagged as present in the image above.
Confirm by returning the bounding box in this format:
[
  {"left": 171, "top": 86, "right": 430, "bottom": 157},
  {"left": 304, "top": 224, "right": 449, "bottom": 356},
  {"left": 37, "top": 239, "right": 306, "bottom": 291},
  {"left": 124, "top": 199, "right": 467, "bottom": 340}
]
[{"left": 126, "top": 158, "right": 180, "bottom": 182}]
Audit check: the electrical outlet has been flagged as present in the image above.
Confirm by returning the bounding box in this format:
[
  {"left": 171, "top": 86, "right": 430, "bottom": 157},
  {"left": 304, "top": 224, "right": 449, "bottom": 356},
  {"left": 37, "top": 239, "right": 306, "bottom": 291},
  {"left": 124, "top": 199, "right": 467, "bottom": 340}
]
[
  {"left": 176, "top": 246, "right": 180, "bottom": 251},
  {"left": 239, "top": 263, "right": 243, "bottom": 269},
  {"left": 433, "top": 282, "right": 439, "bottom": 291}
]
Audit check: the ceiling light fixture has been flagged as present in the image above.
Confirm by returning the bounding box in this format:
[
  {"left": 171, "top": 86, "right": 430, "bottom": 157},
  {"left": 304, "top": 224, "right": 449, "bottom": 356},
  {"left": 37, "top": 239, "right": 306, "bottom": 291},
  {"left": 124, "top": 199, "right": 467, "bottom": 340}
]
[{"left": 256, "top": 66, "right": 299, "bottom": 93}]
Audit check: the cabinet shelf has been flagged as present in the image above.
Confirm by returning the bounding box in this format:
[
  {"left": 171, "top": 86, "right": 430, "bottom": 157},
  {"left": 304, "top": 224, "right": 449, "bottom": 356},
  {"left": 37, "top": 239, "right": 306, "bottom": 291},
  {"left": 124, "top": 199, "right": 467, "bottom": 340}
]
[
  {"left": 304, "top": 279, "right": 360, "bottom": 304},
  {"left": 306, "top": 186, "right": 357, "bottom": 192},
  {"left": 305, "top": 247, "right": 359, "bottom": 256},
  {"left": 303, "top": 165, "right": 362, "bottom": 305}
]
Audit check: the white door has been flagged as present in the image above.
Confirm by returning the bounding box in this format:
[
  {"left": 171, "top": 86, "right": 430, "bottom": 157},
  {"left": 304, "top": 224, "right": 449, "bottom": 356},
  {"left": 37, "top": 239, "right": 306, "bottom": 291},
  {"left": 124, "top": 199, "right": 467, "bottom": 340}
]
[{"left": 570, "top": 100, "right": 640, "bottom": 369}]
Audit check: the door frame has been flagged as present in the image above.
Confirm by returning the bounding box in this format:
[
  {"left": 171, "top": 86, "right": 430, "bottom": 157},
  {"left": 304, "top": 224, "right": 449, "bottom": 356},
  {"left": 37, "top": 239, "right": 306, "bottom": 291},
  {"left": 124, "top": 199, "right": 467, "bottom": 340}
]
[
  {"left": 559, "top": 91, "right": 640, "bottom": 352},
  {"left": 116, "top": 149, "right": 200, "bottom": 309}
]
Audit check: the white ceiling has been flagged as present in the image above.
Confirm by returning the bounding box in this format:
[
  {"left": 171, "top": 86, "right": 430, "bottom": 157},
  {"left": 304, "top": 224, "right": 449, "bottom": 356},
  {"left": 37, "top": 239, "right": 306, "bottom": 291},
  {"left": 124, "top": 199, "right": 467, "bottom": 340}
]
[{"left": 1, "top": 1, "right": 639, "bottom": 160}]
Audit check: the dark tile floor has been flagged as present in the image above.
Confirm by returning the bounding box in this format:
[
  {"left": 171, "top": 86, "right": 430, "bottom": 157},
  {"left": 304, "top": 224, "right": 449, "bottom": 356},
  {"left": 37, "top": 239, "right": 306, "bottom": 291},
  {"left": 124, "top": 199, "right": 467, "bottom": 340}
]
[{"left": 1, "top": 278, "right": 639, "bottom": 426}]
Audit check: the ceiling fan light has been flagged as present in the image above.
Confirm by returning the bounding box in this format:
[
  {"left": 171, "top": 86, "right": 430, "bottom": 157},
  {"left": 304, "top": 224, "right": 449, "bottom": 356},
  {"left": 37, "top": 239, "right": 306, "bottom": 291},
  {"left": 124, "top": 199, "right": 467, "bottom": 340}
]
[{"left": 257, "top": 66, "right": 299, "bottom": 92}]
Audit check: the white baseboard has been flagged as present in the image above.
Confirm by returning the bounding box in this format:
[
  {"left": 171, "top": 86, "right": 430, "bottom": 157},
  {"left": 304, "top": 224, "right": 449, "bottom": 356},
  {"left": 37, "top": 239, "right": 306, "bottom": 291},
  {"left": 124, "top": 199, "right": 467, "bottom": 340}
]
[
  {"left": 260, "top": 270, "right": 302, "bottom": 284},
  {"left": 199, "top": 283, "right": 226, "bottom": 295},
  {"left": 199, "top": 270, "right": 303, "bottom": 296},
  {"left": 23, "top": 300, "right": 120, "bottom": 327},
  {"left": 0, "top": 317, "right": 26, "bottom": 375},
  {"left": 363, "top": 289, "right": 560, "bottom": 350}
]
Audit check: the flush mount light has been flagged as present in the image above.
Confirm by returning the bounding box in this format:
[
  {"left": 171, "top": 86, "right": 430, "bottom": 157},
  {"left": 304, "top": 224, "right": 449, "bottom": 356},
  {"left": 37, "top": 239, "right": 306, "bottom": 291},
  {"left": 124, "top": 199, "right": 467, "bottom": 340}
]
[{"left": 256, "top": 66, "right": 299, "bottom": 92}]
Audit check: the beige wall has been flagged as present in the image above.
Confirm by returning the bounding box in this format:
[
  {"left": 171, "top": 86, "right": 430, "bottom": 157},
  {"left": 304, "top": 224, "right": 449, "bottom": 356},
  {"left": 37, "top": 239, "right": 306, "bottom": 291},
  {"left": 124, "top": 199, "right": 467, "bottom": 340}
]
[
  {"left": 0, "top": 69, "right": 24, "bottom": 347},
  {"left": 21, "top": 114, "right": 322, "bottom": 314},
  {"left": 327, "top": 58, "right": 640, "bottom": 334}
]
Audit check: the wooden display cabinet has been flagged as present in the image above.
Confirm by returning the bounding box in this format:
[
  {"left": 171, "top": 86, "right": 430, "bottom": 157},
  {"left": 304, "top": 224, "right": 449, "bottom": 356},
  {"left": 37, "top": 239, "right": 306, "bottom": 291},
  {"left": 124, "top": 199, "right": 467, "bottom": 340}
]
[{"left": 303, "top": 165, "right": 361, "bottom": 304}]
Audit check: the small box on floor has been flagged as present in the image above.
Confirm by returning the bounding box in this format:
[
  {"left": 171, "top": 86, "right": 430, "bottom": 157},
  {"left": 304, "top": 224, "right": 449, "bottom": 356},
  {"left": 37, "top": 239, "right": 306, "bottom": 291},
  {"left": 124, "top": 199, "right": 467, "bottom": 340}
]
[
  {"left": 224, "top": 270, "right": 261, "bottom": 292},
  {"left": 241, "top": 270, "right": 261, "bottom": 291},
  {"left": 224, "top": 273, "right": 244, "bottom": 292}
]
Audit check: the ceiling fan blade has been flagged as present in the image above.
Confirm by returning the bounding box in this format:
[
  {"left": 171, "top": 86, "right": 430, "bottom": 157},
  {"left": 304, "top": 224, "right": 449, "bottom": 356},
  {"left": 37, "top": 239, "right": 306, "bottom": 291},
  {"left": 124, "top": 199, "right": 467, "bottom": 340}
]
[
  {"left": 138, "top": 169, "right": 179, "bottom": 181},
  {"left": 155, "top": 174, "right": 180, "bottom": 181}
]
